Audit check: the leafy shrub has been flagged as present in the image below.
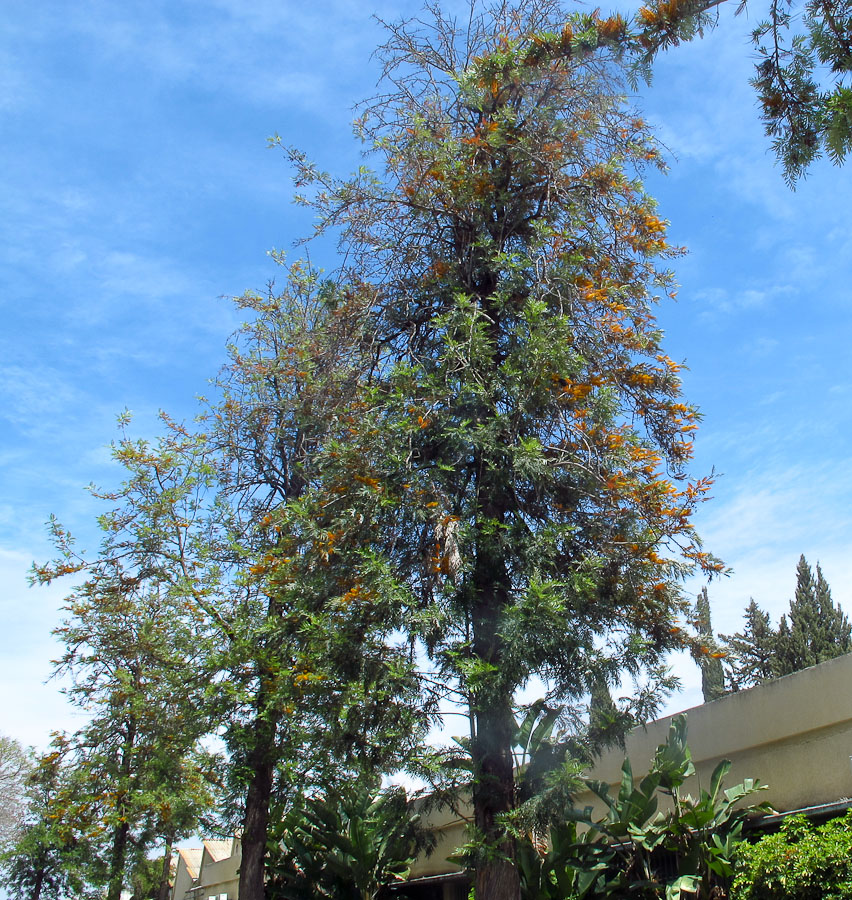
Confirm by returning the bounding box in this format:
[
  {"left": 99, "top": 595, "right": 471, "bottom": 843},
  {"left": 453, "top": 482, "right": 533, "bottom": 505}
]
[
  {"left": 732, "top": 810, "right": 852, "bottom": 900},
  {"left": 515, "top": 714, "right": 770, "bottom": 900},
  {"left": 266, "top": 779, "right": 433, "bottom": 900}
]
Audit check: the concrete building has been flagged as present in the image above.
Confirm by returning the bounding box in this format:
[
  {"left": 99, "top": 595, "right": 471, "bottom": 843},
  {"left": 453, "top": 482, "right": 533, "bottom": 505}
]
[
  {"left": 581, "top": 650, "right": 852, "bottom": 820},
  {"left": 171, "top": 838, "right": 240, "bottom": 900},
  {"left": 173, "top": 653, "right": 852, "bottom": 900},
  {"left": 403, "top": 652, "right": 852, "bottom": 897}
]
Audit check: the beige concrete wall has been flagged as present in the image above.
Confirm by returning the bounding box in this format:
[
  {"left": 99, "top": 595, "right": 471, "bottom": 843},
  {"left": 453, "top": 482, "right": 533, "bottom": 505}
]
[
  {"left": 413, "top": 653, "right": 852, "bottom": 878},
  {"left": 582, "top": 652, "right": 852, "bottom": 815},
  {"left": 410, "top": 800, "right": 467, "bottom": 879},
  {"left": 410, "top": 822, "right": 467, "bottom": 878},
  {"left": 192, "top": 855, "right": 240, "bottom": 900},
  {"left": 172, "top": 853, "right": 201, "bottom": 900}
]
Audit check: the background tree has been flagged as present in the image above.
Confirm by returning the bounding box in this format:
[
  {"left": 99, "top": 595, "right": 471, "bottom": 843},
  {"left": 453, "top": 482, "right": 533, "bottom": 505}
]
[
  {"left": 289, "top": 3, "right": 721, "bottom": 895},
  {"left": 694, "top": 587, "right": 726, "bottom": 702},
  {"left": 0, "top": 742, "right": 90, "bottom": 900},
  {"left": 587, "top": 674, "right": 626, "bottom": 749},
  {"left": 29, "top": 560, "right": 215, "bottom": 900},
  {"left": 774, "top": 554, "right": 852, "bottom": 675},
  {"left": 0, "top": 735, "right": 30, "bottom": 852},
  {"left": 722, "top": 599, "right": 775, "bottom": 691},
  {"left": 723, "top": 555, "right": 851, "bottom": 688},
  {"left": 200, "top": 276, "right": 427, "bottom": 900}
]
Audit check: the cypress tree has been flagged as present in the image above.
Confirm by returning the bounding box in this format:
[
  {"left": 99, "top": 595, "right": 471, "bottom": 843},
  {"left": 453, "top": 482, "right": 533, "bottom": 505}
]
[
  {"left": 813, "top": 562, "right": 852, "bottom": 661},
  {"left": 729, "top": 557, "right": 851, "bottom": 685},
  {"left": 694, "top": 587, "right": 725, "bottom": 701},
  {"left": 776, "top": 556, "right": 852, "bottom": 674}
]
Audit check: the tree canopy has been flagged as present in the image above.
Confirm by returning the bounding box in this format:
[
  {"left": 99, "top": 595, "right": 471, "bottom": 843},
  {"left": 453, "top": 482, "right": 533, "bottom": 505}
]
[
  {"left": 278, "top": 2, "right": 722, "bottom": 894},
  {"left": 619, "top": 0, "right": 852, "bottom": 182},
  {"left": 722, "top": 555, "right": 851, "bottom": 691}
]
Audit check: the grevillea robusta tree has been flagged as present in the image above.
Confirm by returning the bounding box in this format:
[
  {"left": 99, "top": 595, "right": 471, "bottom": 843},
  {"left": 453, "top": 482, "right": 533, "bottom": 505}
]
[{"left": 282, "top": 3, "right": 723, "bottom": 896}]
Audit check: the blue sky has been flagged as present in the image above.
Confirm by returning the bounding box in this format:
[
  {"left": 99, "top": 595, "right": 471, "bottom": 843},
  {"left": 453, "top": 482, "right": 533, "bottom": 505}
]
[{"left": 2, "top": 0, "right": 851, "bottom": 751}]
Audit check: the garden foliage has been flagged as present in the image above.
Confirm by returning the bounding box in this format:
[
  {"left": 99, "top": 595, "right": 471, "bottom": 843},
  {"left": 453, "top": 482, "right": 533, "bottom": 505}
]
[
  {"left": 516, "top": 715, "right": 770, "bottom": 899},
  {"left": 732, "top": 811, "right": 852, "bottom": 900}
]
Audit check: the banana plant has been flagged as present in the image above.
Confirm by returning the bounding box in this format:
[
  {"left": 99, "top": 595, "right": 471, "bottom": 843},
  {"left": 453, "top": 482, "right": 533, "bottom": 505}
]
[
  {"left": 513, "top": 714, "right": 771, "bottom": 900},
  {"left": 266, "top": 779, "right": 432, "bottom": 900},
  {"left": 580, "top": 715, "right": 772, "bottom": 900}
]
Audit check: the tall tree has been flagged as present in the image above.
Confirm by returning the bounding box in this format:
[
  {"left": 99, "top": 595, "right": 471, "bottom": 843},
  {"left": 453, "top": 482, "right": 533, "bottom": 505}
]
[
  {"left": 722, "top": 599, "right": 775, "bottom": 691},
  {"left": 38, "top": 272, "right": 427, "bottom": 900},
  {"left": 694, "top": 587, "right": 725, "bottom": 702},
  {"left": 30, "top": 556, "right": 215, "bottom": 900},
  {"left": 774, "top": 555, "right": 851, "bottom": 674},
  {"left": 814, "top": 562, "right": 851, "bottom": 655},
  {"left": 289, "top": 4, "right": 720, "bottom": 895},
  {"left": 201, "top": 277, "right": 426, "bottom": 900}
]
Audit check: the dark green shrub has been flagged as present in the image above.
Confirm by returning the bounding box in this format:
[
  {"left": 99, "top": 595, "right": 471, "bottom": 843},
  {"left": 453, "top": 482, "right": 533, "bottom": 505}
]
[
  {"left": 266, "top": 779, "right": 433, "bottom": 900},
  {"left": 732, "top": 810, "right": 852, "bottom": 900}
]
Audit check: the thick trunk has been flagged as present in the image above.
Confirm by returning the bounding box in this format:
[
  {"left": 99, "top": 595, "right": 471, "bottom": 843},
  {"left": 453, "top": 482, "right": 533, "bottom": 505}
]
[
  {"left": 237, "top": 705, "right": 279, "bottom": 900},
  {"left": 29, "top": 866, "right": 45, "bottom": 900},
  {"left": 157, "top": 837, "right": 173, "bottom": 900},
  {"left": 471, "top": 695, "right": 519, "bottom": 900},
  {"left": 469, "top": 470, "right": 520, "bottom": 900},
  {"left": 106, "top": 819, "right": 131, "bottom": 900}
]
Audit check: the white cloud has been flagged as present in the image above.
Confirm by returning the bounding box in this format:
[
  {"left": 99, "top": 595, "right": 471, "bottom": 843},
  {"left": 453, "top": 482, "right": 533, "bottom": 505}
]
[
  {"left": 690, "top": 460, "right": 852, "bottom": 628},
  {"left": 0, "top": 549, "right": 80, "bottom": 750},
  {"left": 748, "top": 336, "right": 780, "bottom": 358},
  {"left": 0, "top": 364, "right": 81, "bottom": 433},
  {"left": 694, "top": 282, "right": 795, "bottom": 322}
]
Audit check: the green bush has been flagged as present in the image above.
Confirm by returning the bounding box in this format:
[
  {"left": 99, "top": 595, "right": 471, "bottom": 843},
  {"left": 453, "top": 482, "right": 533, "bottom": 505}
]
[{"left": 732, "top": 810, "right": 852, "bottom": 900}]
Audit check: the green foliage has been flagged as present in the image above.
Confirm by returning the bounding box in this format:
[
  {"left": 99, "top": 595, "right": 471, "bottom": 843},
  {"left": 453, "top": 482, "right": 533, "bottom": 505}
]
[
  {"left": 126, "top": 854, "right": 163, "bottom": 900},
  {"left": 0, "top": 746, "right": 93, "bottom": 900},
  {"left": 722, "top": 600, "right": 775, "bottom": 692},
  {"left": 694, "top": 587, "right": 726, "bottom": 702},
  {"left": 515, "top": 714, "right": 770, "bottom": 900},
  {"left": 723, "top": 556, "right": 851, "bottom": 690},
  {"left": 748, "top": 0, "right": 852, "bottom": 183},
  {"left": 732, "top": 811, "right": 852, "bottom": 899},
  {"left": 775, "top": 555, "right": 852, "bottom": 674},
  {"left": 266, "top": 780, "right": 432, "bottom": 900}
]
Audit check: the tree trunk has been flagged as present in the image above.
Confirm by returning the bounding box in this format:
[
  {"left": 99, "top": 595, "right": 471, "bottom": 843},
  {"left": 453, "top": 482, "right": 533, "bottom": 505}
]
[
  {"left": 237, "top": 702, "right": 279, "bottom": 900},
  {"left": 157, "top": 836, "right": 173, "bottom": 900},
  {"left": 469, "top": 472, "right": 520, "bottom": 900},
  {"left": 471, "top": 695, "right": 519, "bottom": 900},
  {"left": 29, "top": 866, "right": 45, "bottom": 900},
  {"left": 107, "top": 716, "right": 137, "bottom": 900},
  {"left": 106, "top": 819, "right": 131, "bottom": 900}
]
